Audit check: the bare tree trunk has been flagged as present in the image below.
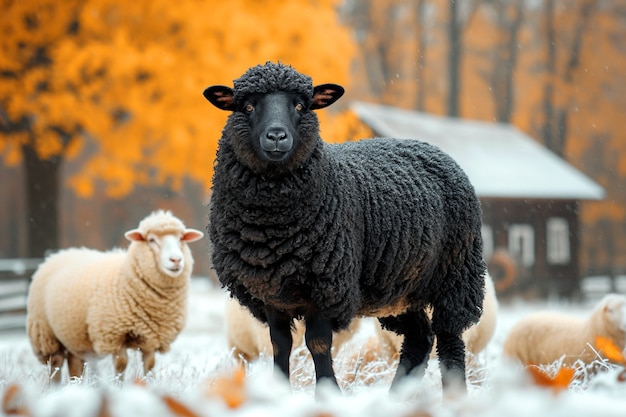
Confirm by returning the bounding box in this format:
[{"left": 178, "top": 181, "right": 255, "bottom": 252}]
[
  {"left": 447, "top": 0, "right": 461, "bottom": 117},
  {"left": 21, "top": 143, "right": 61, "bottom": 258},
  {"left": 446, "top": 0, "right": 481, "bottom": 117},
  {"left": 415, "top": 0, "right": 426, "bottom": 111},
  {"left": 564, "top": 0, "right": 596, "bottom": 82},
  {"left": 345, "top": 0, "right": 396, "bottom": 99},
  {"left": 541, "top": 0, "right": 596, "bottom": 156},
  {"left": 1, "top": 105, "right": 62, "bottom": 259},
  {"left": 554, "top": 0, "right": 595, "bottom": 155},
  {"left": 541, "top": 0, "right": 557, "bottom": 153},
  {"left": 491, "top": 0, "right": 524, "bottom": 123}
]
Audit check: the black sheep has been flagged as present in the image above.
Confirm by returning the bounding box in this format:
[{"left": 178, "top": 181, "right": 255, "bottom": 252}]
[{"left": 204, "top": 62, "right": 486, "bottom": 394}]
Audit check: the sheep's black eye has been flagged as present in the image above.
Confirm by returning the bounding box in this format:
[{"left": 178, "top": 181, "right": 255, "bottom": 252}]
[
  {"left": 244, "top": 103, "right": 254, "bottom": 113},
  {"left": 295, "top": 102, "right": 304, "bottom": 111}
]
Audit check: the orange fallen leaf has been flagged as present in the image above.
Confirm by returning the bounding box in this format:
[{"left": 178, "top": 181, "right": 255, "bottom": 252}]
[
  {"left": 2, "top": 384, "right": 31, "bottom": 416},
  {"left": 595, "top": 336, "right": 626, "bottom": 365},
  {"left": 527, "top": 365, "right": 574, "bottom": 393},
  {"left": 206, "top": 366, "right": 247, "bottom": 409},
  {"left": 133, "top": 378, "right": 148, "bottom": 387},
  {"left": 162, "top": 395, "right": 200, "bottom": 417}
]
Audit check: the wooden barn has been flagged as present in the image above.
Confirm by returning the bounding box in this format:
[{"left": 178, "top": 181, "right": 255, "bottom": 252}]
[{"left": 352, "top": 102, "right": 605, "bottom": 299}]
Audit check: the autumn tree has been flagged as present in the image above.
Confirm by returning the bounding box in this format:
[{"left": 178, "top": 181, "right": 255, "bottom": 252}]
[
  {"left": 343, "top": 0, "right": 422, "bottom": 108},
  {"left": 0, "top": 0, "right": 356, "bottom": 257},
  {"left": 344, "top": 0, "right": 480, "bottom": 115}
]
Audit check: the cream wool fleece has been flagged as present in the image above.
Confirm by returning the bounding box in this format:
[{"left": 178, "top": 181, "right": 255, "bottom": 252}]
[
  {"left": 28, "top": 244, "right": 191, "bottom": 361},
  {"left": 503, "top": 294, "right": 626, "bottom": 366},
  {"left": 26, "top": 210, "right": 202, "bottom": 380},
  {"left": 87, "top": 239, "right": 192, "bottom": 356}
]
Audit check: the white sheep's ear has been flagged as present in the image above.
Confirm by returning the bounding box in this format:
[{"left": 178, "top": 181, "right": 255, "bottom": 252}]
[
  {"left": 124, "top": 229, "right": 145, "bottom": 242},
  {"left": 203, "top": 85, "right": 236, "bottom": 111},
  {"left": 311, "top": 84, "right": 344, "bottom": 110},
  {"left": 182, "top": 229, "right": 204, "bottom": 243},
  {"left": 603, "top": 294, "right": 620, "bottom": 308}
]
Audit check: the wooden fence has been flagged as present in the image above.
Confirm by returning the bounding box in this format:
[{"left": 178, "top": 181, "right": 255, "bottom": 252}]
[{"left": 0, "top": 258, "right": 41, "bottom": 331}]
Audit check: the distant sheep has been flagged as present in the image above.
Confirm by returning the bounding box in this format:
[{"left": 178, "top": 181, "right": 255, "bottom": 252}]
[
  {"left": 26, "top": 210, "right": 204, "bottom": 382},
  {"left": 204, "top": 62, "right": 486, "bottom": 393},
  {"left": 225, "top": 298, "right": 357, "bottom": 363},
  {"left": 502, "top": 293, "right": 626, "bottom": 367}
]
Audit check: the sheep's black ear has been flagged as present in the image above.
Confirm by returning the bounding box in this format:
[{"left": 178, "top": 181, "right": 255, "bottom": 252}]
[
  {"left": 311, "top": 84, "right": 344, "bottom": 110},
  {"left": 203, "top": 85, "right": 236, "bottom": 111}
]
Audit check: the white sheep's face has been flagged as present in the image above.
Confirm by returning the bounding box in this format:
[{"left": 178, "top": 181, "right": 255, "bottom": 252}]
[
  {"left": 603, "top": 294, "right": 626, "bottom": 333},
  {"left": 125, "top": 228, "right": 204, "bottom": 278}
]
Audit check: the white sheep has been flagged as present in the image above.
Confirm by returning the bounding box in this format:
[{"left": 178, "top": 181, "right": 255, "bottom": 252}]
[
  {"left": 225, "top": 298, "right": 358, "bottom": 363},
  {"left": 26, "top": 210, "right": 204, "bottom": 382},
  {"left": 502, "top": 293, "right": 626, "bottom": 367}
]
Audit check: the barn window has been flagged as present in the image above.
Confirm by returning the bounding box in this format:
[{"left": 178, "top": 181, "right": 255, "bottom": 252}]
[
  {"left": 547, "top": 217, "right": 570, "bottom": 265},
  {"left": 481, "top": 225, "right": 494, "bottom": 260},
  {"left": 508, "top": 224, "right": 534, "bottom": 267}
]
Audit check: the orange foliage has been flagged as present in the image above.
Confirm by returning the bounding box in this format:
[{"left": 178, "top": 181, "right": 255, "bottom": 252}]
[
  {"left": 0, "top": 0, "right": 355, "bottom": 197},
  {"left": 205, "top": 366, "right": 247, "bottom": 409},
  {"left": 595, "top": 336, "right": 626, "bottom": 365},
  {"left": 320, "top": 110, "right": 374, "bottom": 143},
  {"left": 162, "top": 395, "right": 201, "bottom": 417},
  {"left": 1, "top": 383, "right": 30, "bottom": 416},
  {"left": 527, "top": 366, "right": 575, "bottom": 393}
]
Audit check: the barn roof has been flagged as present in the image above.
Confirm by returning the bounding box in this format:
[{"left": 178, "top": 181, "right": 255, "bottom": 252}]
[{"left": 351, "top": 101, "right": 605, "bottom": 200}]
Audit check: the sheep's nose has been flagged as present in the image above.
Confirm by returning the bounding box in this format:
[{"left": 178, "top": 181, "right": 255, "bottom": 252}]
[
  {"left": 261, "top": 125, "right": 293, "bottom": 153},
  {"left": 170, "top": 257, "right": 181, "bottom": 265},
  {"left": 266, "top": 127, "right": 287, "bottom": 142}
]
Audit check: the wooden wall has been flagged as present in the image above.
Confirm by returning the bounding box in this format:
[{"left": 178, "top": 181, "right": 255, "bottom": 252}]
[{"left": 481, "top": 198, "right": 580, "bottom": 298}]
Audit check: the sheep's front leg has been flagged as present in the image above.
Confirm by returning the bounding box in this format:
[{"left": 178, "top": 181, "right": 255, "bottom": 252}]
[
  {"left": 113, "top": 347, "right": 128, "bottom": 379},
  {"left": 142, "top": 350, "right": 155, "bottom": 375},
  {"left": 305, "top": 314, "right": 339, "bottom": 392},
  {"left": 266, "top": 309, "right": 293, "bottom": 380},
  {"left": 67, "top": 352, "right": 85, "bottom": 380},
  {"left": 48, "top": 351, "right": 65, "bottom": 383}
]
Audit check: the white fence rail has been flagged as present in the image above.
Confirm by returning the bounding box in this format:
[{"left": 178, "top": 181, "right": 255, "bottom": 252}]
[{"left": 0, "top": 258, "right": 42, "bottom": 331}]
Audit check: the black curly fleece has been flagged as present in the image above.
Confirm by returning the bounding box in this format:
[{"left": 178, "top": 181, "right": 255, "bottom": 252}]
[
  {"left": 209, "top": 63, "right": 486, "bottom": 335},
  {"left": 232, "top": 62, "right": 313, "bottom": 107}
]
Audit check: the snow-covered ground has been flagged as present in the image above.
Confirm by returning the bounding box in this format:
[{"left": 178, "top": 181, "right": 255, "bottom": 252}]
[{"left": 1, "top": 278, "right": 626, "bottom": 417}]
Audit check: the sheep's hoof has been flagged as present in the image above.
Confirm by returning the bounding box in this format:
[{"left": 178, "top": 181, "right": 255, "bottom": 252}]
[
  {"left": 390, "top": 361, "right": 427, "bottom": 392},
  {"left": 441, "top": 367, "right": 466, "bottom": 393},
  {"left": 49, "top": 367, "right": 62, "bottom": 384},
  {"left": 113, "top": 372, "right": 126, "bottom": 385},
  {"left": 314, "top": 376, "right": 340, "bottom": 400}
]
